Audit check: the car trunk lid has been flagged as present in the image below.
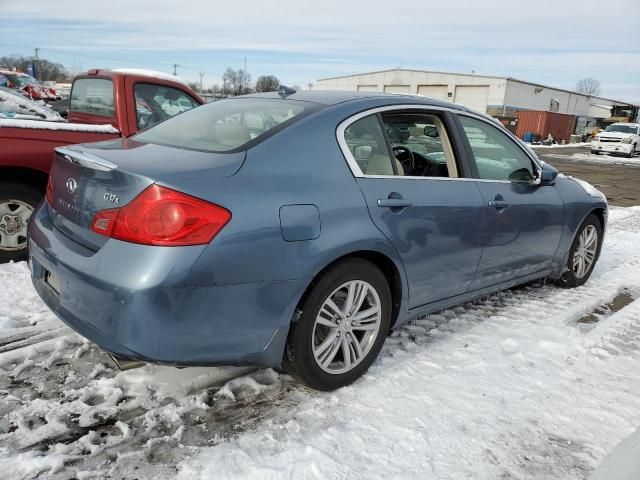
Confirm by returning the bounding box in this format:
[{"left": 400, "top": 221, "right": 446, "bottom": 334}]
[{"left": 48, "top": 140, "right": 245, "bottom": 251}]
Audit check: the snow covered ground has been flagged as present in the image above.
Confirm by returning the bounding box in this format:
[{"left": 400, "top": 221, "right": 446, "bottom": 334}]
[
  {"left": 2, "top": 207, "right": 640, "bottom": 479},
  {"left": 542, "top": 151, "right": 640, "bottom": 168}
]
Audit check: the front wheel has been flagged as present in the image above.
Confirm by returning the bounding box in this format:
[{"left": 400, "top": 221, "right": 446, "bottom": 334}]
[
  {"left": 283, "top": 259, "right": 392, "bottom": 391},
  {"left": 0, "top": 183, "right": 41, "bottom": 264},
  {"left": 556, "top": 213, "right": 603, "bottom": 288},
  {"left": 628, "top": 145, "right": 636, "bottom": 158}
]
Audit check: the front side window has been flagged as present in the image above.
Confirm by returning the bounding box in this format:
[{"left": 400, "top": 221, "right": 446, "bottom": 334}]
[
  {"left": 134, "top": 98, "right": 311, "bottom": 152},
  {"left": 459, "top": 115, "right": 535, "bottom": 182},
  {"left": 344, "top": 114, "right": 395, "bottom": 175},
  {"left": 134, "top": 83, "right": 200, "bottom": 130},
  {"left": 70, "top": 78, "right": 114, "bottom": 117}
]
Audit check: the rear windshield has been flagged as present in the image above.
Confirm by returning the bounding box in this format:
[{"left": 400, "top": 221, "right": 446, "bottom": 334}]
[
  {"left": 134, "top": 98, "right": 314, "bottom": 152},
  {"left": 70, "top": 78, "right": 115, "bottom": 117}
]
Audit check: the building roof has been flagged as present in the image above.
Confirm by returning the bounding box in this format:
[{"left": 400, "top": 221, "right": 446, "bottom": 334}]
[{"left": 316, "top": 68, "right": 638, "bottom": 107}]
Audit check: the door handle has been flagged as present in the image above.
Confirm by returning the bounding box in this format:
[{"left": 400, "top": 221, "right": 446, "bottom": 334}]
[
  {"left": 488, "top": 200, "right": 509, "bottom": 209},
  {"left": 378, "top": 199, "right": 413, "bottom": 208}
]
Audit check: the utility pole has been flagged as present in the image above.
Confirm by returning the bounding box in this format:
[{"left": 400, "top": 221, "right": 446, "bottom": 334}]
[
  {"left": 33, "top": 48, "right": 40, "bottom": 80},
  {"left": 199, "top": 72, "right": 205, "bottom": 92},
  {"left": 173, "top": 64, "right": 178, "bottom": 76}
]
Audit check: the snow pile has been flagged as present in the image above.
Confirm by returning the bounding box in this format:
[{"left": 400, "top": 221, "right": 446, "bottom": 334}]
[
  {"left": 0, "top": 208, "right": 640, "bottom": 479},
  {"left": 0, "top": 118, "right": 119, "bottom": 134},
  {"left": 0, "top": 89, "right": 63, "bottom": 121},
  {"left": 531, "top": 142, "right": 591, "bottom": 149},
  {"left": 544, "top": 151, "right": 640, "bottom": 166}
]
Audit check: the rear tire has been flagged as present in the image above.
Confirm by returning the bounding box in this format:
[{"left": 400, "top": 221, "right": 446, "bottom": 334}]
[
  {"left": 556, "top": 213, "right": 603, "bottom": 288},
  {"left": 283, "top": 258, "right": 391, "bottom": 391},
  {"left": 0, "top": 183, "right": 42, "bottom": 264}
]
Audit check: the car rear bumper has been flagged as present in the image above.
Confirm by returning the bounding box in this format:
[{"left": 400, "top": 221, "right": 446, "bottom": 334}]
[
  {"left": 591, "top": 142, "right": 633, "bottom": 154},
  {"left": 28, "top": 203, "right": 303, "bottom": 367}
]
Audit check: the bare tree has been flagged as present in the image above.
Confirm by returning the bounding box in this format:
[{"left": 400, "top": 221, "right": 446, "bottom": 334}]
[
  {"left": 575, "top": 78, "right": 601, "bottom": 97},
  {"left": 222, "top": 67, "right": 252, "bottom": 96},
  {"left": 255, "top": 75, "right": 280, "bottom": 92},
  {"left": 0, "top": 55, "right": 70, "bottom": 82}
]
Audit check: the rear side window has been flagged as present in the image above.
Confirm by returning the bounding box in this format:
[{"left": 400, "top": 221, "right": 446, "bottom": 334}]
[
  {"left": 134, "top": 98, "right": 311, "bottom": 152},
  {"left": 344, "top": 114, "right": 395, "bottom": 175},
  {"left": 70, "top": 78, "right": 114, "bottom": 117},
  {"left": 134, "top": 83, "right": 200, "bottom": 130}
]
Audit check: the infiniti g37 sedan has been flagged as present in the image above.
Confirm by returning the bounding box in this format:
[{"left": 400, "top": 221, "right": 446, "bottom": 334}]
[{"left": 29, "top": 91, "right": 607, "bottom": 391}]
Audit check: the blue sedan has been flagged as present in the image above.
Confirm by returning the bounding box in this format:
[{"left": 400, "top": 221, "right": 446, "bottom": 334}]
[{"left": 28, "top": 90, "right": 607, "bottom": 390}]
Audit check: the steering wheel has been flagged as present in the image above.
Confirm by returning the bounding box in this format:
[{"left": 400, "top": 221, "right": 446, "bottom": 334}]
[{"left": 392, "top": 146, "right": 415, "bottom": 174}]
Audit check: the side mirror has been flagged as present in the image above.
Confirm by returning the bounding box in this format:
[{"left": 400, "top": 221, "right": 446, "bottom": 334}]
[
  {"left": 534, "top": 162, "right": 558, "bottom": 186},
  {"left": 354, "top": 145, "right": 373, "bottom": 161},
  {"left": 423, "top": 125, "right": 438, "bottom": 137}
]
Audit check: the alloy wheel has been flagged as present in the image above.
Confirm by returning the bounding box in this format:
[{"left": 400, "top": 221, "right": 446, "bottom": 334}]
[
  {"left": 312, "top": 280, "right": 382, "bottom": 374},
  {"left": 573, "top": 224, "right": 598, "bottom": 279}
]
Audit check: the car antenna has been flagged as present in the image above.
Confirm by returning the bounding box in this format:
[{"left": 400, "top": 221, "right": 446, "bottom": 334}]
[{"left": 278, "top": 85, "right": 296, "bottom": 97}]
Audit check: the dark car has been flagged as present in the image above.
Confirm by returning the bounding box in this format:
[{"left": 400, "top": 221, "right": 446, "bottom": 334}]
[{"left": 29, "top": 90, "right": 607, "bottom": 391}]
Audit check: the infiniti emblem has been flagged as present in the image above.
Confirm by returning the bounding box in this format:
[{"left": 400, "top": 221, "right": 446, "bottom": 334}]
[{"left": 66, "top": 178, "right": 78, "bottom": 194}]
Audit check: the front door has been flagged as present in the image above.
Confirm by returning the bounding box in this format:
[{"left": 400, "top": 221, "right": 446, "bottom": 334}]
[
  {"left": 342, "top": 110, "right": 486, "bottom": 308},
  {"left": 457, "top": 115, "right": 564, "bottom": 290}
]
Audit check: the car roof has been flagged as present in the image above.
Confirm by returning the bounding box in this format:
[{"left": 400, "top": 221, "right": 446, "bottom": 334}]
[
  {"left": 610, "top": 122, "right": 640, "bottom": 127},
  {"left": 0, "top": 69, "right": 28, "bottom": 76},
  {"left": 242, "top": 90, "right": 467, "bottom": 110}
]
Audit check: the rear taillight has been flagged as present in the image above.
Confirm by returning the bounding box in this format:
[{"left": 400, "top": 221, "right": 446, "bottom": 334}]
[
  {"left": 45, "top": 176, "right": 53, "bottom": 204},
  {"left": 91, "top": 184, "right": 231, "bottom": 246}
]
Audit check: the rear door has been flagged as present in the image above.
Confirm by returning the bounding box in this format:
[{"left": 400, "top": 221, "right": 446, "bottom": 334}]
[
  {"left": 456, "top": 114, "right": 564, "bottom": 290},
  {"left": 341, "top": 108, "right": 486, "bottom": 308}
]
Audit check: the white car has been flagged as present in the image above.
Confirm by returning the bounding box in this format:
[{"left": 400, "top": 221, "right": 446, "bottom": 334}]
[{"left": 591, "top": 123, "right": 640, "bottom": 158}]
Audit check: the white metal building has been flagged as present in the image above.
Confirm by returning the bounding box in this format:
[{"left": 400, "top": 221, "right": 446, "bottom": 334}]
[{"left": 315, "top": 69, "right": 633, "bottom": 118}]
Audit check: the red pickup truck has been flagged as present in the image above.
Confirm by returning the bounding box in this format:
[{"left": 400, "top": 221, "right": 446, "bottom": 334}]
[{"left": 0, "top": 68, "right": 203, "bottom": 263}]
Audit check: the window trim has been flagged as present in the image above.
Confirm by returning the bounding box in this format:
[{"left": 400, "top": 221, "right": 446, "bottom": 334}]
[{"left": 337, "top": 105, "right": 543, "bottom": 184}]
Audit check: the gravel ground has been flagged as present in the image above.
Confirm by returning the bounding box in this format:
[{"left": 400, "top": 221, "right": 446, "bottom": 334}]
[{"left": 533, "top": 146, "right": 640, "bottom": 207}]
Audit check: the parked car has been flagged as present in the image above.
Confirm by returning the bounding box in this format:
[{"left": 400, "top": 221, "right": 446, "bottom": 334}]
[
  {"left": 0, "top": 68, "right": 203, "bottom": 263},
  {"left": 591, "top": 122, "right": 640, "bottom": 157},
  {"left": 0, "top": 69, "right": 60, "bottom": 101},
  {"left": 29, "top": 91, "right": 607, "bottom": 391}
]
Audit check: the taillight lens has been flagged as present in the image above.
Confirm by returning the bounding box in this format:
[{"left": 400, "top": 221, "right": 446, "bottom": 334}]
[
  {"left": 91, "top": 184, "right": 231, "bottom": 246},
  {"left": 45, "top": 176, "right": 53, "bottom": 204}
]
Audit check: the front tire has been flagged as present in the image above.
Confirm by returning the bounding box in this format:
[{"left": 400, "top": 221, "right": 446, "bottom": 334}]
[
  {"left": 283, "top": 258, "right": 392, "bottom": 391},
  {"left": 0, "top": 183, "right": 41, "bottom": 264},
  {"left": 557, "top": 213, "right": 603, "bottom": 288},
  {"left": 628, "top": 145, "right": 636, "bottom": 158}
]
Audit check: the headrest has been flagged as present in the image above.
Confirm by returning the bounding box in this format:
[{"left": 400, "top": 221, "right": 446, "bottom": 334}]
[{"left": 213, "top": 123, "right": 251, "bottom": 148}]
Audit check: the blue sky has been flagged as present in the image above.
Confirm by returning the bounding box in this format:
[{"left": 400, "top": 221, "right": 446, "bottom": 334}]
[{"left": 1, "top": 0, "right": 639, "bottom": 101}]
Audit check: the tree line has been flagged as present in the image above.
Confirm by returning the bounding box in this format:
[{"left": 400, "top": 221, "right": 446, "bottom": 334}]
[
  {"left": 188, "top": 68, "right": 284, "bottom": 96},
  {"left": 0, "top": 55, "right": 71, "bottom": 82}
]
